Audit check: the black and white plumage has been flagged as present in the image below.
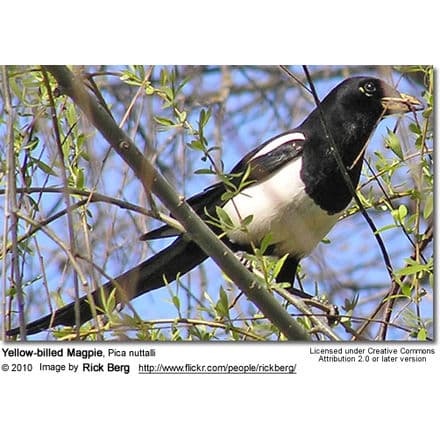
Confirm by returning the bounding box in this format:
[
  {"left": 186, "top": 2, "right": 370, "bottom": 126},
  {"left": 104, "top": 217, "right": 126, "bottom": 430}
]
[{"left": 7, "top": 76, "right": 421, "bottom": 337}]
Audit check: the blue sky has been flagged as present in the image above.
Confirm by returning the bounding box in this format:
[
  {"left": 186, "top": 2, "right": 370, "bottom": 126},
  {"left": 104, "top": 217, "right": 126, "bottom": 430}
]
[{"left": 1, "top": 65, "right": 432, "bottom": 340}]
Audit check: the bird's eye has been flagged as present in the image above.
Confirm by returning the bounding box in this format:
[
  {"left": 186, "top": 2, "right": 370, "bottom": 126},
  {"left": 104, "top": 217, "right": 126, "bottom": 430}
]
[{"left": 360, "top": 81, "right": 377, "bottom": 97}]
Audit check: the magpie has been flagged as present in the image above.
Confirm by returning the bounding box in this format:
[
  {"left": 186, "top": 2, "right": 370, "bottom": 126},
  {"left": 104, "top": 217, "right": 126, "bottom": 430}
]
[{"left": 7, "top": 76, "right": 421, "bottom": 337}]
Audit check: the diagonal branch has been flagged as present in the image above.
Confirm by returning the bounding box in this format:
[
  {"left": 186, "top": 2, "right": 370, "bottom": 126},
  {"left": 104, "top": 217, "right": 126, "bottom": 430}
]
[{"left": 44, "top": 65, "right": 310, "bottom": 341}]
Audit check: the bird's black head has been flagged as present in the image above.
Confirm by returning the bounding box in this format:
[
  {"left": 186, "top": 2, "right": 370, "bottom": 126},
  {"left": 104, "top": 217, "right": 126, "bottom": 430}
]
[
  {"left": 321, "top": 76, "right": 422, "bottom": 121},
  {"left": 301, "top": 75, "right": 422, "bottom": 151}
]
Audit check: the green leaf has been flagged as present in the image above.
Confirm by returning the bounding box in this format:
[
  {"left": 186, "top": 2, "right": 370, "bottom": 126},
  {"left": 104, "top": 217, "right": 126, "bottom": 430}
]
[
  {"left": 417, "top": 328, "right": 427, "bottom": 341},
  {"left": 398, "top": 204, "right": 407, "bottom": 219},
  {"left": 154, "top": 116, "right": 175, "bottom": 126},
  {"left": 273, "top": 254, "right": 289, "bottom": 279},
  {"left": 159, "top": 68, "right": 168, "bottom": 86},
  {"left": 395, "top": 264, "right": 427, "bottom": 276},
  {"left": 199, "top": 108, "right": 211, "bottom": 128},
  {"left": 188, "top": 140, "right": 205, "bottom": 151},
  {"left": 343, "top": 293, "right": 359, "bottom": 312},
  {"left": 241, "top": 214, "right": 254, "bottom": 228},
  {"left": 375, "top": 224, "right": 397, "bottom": 234},
  {"left": 33, "top": 158, "right": 58, "bottom": 176},
  {"left": 120, "top": 75, "right": 142, "bottom": 87},
  {"left": 423, "top": 194, "right": 433, "bottom": 220},
  {"left": 215, "top": 287, "right": 230, "bottom": 319},
  {"left": 391, "top": 204, "right": 407, "bottom": 223},
  {"left": 23, "top": 138, "right": 39, "bottom": 151},
  {"left": 194, "top": 168, "right": 215, "bottom": 175},
  {"left": 162, "top": 86, "right": 174, "bottom": 102},
  {"left": 408, "top": 123, "right": 421, "bottom": 135},
  {"left": 76, "top": 168, "right": 85, "bottom": 189},
  {"left": 215, "top": 206, "right": 234, "bottom": 229},
  {"left": 175, "top": 109, "right": 187, "bottom": 124},
  {"left": 260, "top": 233, "right": 273, "bottom": 254},
  {"left": 220, "top": 191, "right": 236, "bottom": 203},
  {"left": 401, "top": 283, "right": 412, "bottom": 297},
  {"left": 172, "top": 295, "right": 181, "bottom": 312},
  {"left": 145, "top": 82, "right": 156, "bottom": 95},
  {"left": 384, "top": 128, "right": 403, "bottom": 160}
]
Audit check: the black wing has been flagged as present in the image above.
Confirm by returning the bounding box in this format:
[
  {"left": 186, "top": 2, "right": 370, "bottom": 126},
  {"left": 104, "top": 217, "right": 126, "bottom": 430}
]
[{"left": 141, "top": 131, "right": 304, "bottom": 241}]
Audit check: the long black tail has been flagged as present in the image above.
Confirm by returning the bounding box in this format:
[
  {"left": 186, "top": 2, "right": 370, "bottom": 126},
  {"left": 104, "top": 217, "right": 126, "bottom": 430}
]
[{"left": 7, "top": 237, "right": 208, "bottom": 337}]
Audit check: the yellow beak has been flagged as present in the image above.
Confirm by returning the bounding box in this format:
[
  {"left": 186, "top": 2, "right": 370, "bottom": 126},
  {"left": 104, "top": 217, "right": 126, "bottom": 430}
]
[{"left": 381, "top": 93, "right": 423, "bottom": 115}]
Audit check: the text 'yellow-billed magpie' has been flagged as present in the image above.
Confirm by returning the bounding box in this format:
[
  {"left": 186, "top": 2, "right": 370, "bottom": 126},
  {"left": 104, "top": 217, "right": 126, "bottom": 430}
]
[{"left": 7, "top": 76, "right": 422, "bottom": 337}]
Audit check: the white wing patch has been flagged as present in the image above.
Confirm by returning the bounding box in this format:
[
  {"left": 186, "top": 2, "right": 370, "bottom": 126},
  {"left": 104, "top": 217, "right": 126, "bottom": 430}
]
[
  {"left": 223, "top": 155, "right": 340, "bottom": 258},
  {"left": 251, "top": 132, "right": 305, "bottom": 160}
]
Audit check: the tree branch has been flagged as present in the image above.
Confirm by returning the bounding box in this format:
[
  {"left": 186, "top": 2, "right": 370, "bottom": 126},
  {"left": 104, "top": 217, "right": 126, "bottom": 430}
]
[{"left": 44, "top": 65, "right": 310, "bottom": 341}]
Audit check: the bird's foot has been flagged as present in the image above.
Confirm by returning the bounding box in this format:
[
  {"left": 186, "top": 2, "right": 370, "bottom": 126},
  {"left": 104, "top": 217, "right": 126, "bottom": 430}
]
[{"left": 287, "top": 287, "right": 340, "bottom": 326}]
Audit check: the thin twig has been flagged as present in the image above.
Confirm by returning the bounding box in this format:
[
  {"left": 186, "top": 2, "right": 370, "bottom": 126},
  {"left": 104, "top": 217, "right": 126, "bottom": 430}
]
[
  {"left": 376, "top": 223, "right": 433, "bottom": 340},
  {"left": 354, "top": 222, "right": 433, "bottom": 340},
  {"left": 41, "top": 68, "right": 83, "bottom": 338},
  {"left": 1, "top": 66, "right": 27, "bottom": 339},
  {"left": 56, "top": 317, "right": 266, "bottom": 341},
  {"left": 0, "top": 187, "right": 184, "bottom": 257},
  {"left": 15, "top": 212, "right": 89, "bottom": 288}
]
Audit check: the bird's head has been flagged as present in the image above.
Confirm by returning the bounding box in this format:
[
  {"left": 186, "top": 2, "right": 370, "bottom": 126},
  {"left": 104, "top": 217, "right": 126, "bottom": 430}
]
[{"left": 326, "top": 76, "right": 423, "bottom": 120}]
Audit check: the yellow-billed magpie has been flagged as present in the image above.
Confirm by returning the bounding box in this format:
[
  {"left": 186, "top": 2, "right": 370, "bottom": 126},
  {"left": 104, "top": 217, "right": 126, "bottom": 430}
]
[{"left": 7, "top": 76, "right": 422, "bottom": 337}]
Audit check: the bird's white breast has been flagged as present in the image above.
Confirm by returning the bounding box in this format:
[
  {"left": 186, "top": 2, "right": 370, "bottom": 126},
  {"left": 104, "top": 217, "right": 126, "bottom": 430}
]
[{"left": 222, "top": 156, "right": 340, "bottom": 258}]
